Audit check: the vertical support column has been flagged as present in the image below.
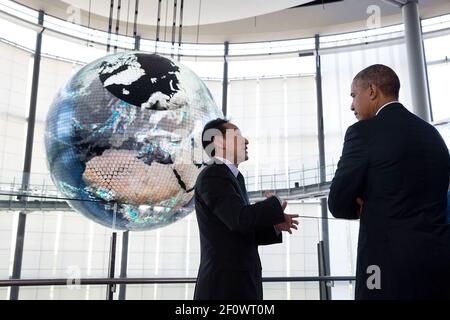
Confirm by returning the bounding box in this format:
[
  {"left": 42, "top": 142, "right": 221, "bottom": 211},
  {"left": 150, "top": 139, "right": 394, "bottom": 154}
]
[
  {"left": 177, "top": 0, "right": 184, "bottom": 61},
  {"left": 314, "top": 34, "right": 331, "bottom": 300},
  {"left": 402, "top": 0, "right": 431, "bottom": 121},
  {"left": 133, "top": 0, "right": 139, "bottom": 50},
  {"left": 317, "top": 241, "right": 331, "bottom": 300},
  {"left": 315, "top": 35, "right": 326, "bottom": 184},
  {"left": 155, "top": 0, "right": 162, "bottom": 53},
  {"left": 106, "top": 203, "right": 118, "bottom": 300},
  {"left": 9, "top": 10, "right": 45, "bottom": 301},
  {"left": 421, "top": 31, "right": 433, "bottom": 121},
  {"left": 155, "top": 0, "right": 162, "bottom": 42},
  {"left": 170, "top": 0, "right": 178, "bottom": 58},
  {"left": 113, "top": 0, "right": 122, "bottom": 53},
  {"left": 222, "top": 41, "right": 229, "bottom": 117},
  {"left": 106, "top": 0, "right": 114, "bottom": 53},
  {"left": 134, "top": 35, "right": 140, "bottom": 51},
  {"left": 106, "top": 232, "right": 117, "bottom": 300},
  {"left": 118, "top": 231, "right": 129, "bottom": 300}
]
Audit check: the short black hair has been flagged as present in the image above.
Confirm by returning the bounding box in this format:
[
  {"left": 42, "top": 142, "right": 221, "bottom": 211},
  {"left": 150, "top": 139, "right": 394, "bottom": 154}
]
[
  {"left": 353, "top": 64, "right": 400, "bottom": 99},
  {"left": 201, "top": 118, "right": 229, "bottom": 157}
]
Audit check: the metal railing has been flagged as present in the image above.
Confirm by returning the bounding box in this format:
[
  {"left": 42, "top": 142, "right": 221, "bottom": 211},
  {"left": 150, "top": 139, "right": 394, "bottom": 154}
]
[
  {"left": 0, "top": 276, "right": 355, "bottom": 287},
  {"left": 0, "top": 276, "right": 356, "bottom": 301},
  {"left": 244, "top": 163, "right": 338, "bottom": 192},
  {"left": 0, "top": 162, "right": 339, "bottom": 212}
]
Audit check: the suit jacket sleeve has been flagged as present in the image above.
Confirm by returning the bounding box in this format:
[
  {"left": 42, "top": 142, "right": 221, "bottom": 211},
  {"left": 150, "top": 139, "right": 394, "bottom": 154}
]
[
  {"left": 198, "top": 172, "right": 285, "bottom": 234},
  {"left": 328, "top": 125, "right": 368, "bottom": 219},
  {"left": 255, "top": 226, "right": 282, "bottom": 246}
]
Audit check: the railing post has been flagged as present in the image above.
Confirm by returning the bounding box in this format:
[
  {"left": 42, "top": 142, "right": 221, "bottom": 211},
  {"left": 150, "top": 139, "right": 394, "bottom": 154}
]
[
  {"left": 317, "top": 240, "right": 332, "bottom": 300},
  {"left": 106, "top": 203, "right": 118, "bottom": 300},
  {"left": 302, "top": 165, "right": 305, "bottom": 187},
  {"left": 118, "top": 230, "right": 129, "bottom": 300},
  {"left": 272, "top": 169, "right": 275, "bottom": 190},
  {"left": 331, "top": 158, "right": 335, "bottom": 181},
  {"left": 245, "top": 171, "right": 249, "bottom": 191},
  {"left": 287, "top": 168, "right": 291, "bottom": 195},
  {"left": 317, "top": 161, "right": 320, "bottom": 185}
]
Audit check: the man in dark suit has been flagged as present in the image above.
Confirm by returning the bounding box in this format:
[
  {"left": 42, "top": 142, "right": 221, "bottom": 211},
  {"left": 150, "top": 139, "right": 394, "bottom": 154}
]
[
  {"left": 193, "top": 118, "right": 299, "bottom": 300},
  {"left": 447, "top": 190, "right": 450, "bottom": 223},
  {"left": 328, "top": 64, "right": 450, "bottom": 299}
]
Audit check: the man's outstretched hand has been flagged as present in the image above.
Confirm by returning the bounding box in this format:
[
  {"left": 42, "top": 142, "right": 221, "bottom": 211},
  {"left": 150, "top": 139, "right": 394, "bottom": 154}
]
[
  {"left": 264, "top": 191, "right": 299, "bottom": 234},
  {"left": 275, "top": 213, "right": 299, "bottom": 234}
]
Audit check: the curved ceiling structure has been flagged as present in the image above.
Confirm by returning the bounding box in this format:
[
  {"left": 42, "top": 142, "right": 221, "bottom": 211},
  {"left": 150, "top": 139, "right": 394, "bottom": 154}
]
[
  {"left": 9, "top": 0, "right": 450, "bottom": 42},
  {"left": 56, "top": 0, "right": 314, "bottom": 26}
]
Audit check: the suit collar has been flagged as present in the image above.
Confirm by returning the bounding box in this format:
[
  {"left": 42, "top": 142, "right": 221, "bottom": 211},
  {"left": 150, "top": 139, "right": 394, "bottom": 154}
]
[
  {"left": 207, "top": 157, "right": 240, "bottom": 178},
  {"left": 213, "top": 156, "right": 239, "bottom": 178},
  {"left": 376, "top": 101, "right": 399, "bottom": 116},
  {"left": 207, "top": 157, "right": 248, "bottom": 203},
  {"left": 376, "top": 102, "right": 404, "bottom": 116}
]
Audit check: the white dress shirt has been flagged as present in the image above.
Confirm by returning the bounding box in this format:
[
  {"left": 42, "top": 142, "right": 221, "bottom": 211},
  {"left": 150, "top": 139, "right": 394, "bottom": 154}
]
[
  {"left": 376, "top": 101, "right": 399, "bottom": 116},
  {"left": 214, "top": 156, "right": 239, "bottom": 178}
]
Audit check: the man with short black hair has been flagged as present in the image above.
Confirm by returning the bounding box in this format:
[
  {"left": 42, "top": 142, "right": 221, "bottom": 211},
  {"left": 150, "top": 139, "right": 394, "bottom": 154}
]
[
  {"left": 329, "top": 64, "right": 450, "bottom": 299},
  {"left": 193, "top": 118, "right": 298, "bottom": 300}
]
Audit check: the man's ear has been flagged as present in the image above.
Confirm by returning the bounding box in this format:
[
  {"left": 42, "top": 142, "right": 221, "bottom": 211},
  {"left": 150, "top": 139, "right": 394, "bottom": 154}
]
[{"left": 368, "top": 83, "right": 378, "bottom": 100}]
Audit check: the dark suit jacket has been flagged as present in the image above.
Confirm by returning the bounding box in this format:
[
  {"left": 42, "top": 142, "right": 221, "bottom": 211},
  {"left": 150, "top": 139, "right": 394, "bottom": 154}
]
[
  {"left": 447, "top": 190, "right": 450, "bottom": 223},
  {"left": 329, "top": 103, "right": 450, "bottom": 300},
  {"left": 193, "top": 160, "right": 285, "bottom": 300}
]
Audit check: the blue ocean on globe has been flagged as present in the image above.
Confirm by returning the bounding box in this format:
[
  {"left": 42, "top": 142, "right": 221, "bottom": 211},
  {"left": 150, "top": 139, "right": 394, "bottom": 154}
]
[{"left": 45, "top": 52, "right": 222, "bottom": 231}]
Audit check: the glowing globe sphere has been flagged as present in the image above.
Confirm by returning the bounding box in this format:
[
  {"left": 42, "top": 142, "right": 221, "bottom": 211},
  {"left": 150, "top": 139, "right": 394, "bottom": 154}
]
[{"left": 45, "top": 52, "right": 222, "bottom": 231}]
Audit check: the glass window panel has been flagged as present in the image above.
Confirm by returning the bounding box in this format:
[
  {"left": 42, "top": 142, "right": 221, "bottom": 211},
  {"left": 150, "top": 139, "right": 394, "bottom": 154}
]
[
  {"left": 0, "top": 0, "right": 38, "bottom": 23},
  {"left": 0, "top": 16, "right": 36, "bottom": 52},
  {"left": 229, "top": 37, "right": 315, "bottom": 56},
  {"left": 423, "top": 33, "right": 450, "bottom": 62},
  {"left": 0, "top": 41, "right": 31, "bottom": 184},
  {"left": 321, "top": 43, "right": 413, "bottom": 168},
  {"left": 320, "top": 24, "right": 404, "bottom": 49},
  {"left": 41, "top": 33, "right": 109, "bottom": 64},
  {"left": 427, "top": 62, "right": 450, "bottom": 122},
  {"left": 43, "top": 14, "right": 134, "bottom": 51},
  {"left": 422, "top": 13, "right": 450, "bottom": 33}
]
